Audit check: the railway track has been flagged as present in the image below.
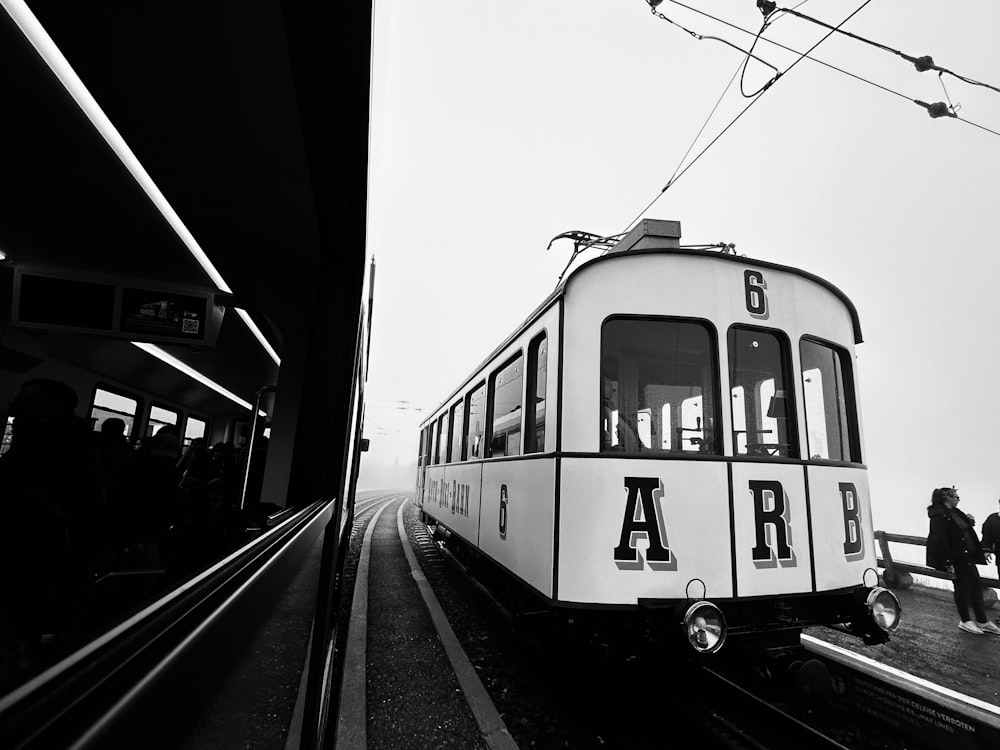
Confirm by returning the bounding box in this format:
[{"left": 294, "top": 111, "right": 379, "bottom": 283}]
[{"left": 406, "top": 509, "right": 937, "bottom": 750}]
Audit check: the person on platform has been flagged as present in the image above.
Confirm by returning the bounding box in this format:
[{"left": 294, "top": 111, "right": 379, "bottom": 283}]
[
  {"left": 980, "top": 498, "right": 1000, "bottom": 582},
  {"left": 926, "top": 487, "right": 1000, "bottom": 635}
]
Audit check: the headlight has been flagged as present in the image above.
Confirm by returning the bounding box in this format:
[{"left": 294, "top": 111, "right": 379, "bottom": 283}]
[
  {"left": 682, "top": 601, "right": 727, "bottom": 653},
  {"left": 865, "top": 587, "right": 901, "bottom": 632}
]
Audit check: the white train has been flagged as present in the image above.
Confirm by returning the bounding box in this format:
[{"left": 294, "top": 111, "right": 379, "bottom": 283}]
[{"left": 416, "top": 219, "right": 899, "bottom": 655}]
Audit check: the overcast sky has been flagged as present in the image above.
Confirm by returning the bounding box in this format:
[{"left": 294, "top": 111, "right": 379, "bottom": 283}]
[{"left": 361, "top": 0, "right": 1000, "bottom": 539}]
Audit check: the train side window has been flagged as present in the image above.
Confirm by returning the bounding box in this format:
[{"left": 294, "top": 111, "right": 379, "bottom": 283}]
[
  {"left": 466, "top": 382, "right": 486, "bottom": 459},
  {"left": 800, "top": 338, "right": 859, "bottom": 462},
  {"left": 601, "top": 318, "right": 718, "bottom": 454},
  {"left": 183, "top": 415, "right": 208, "bottom": 448},
  {"left": 487, "top": 354, "right": 523, "bottom": 458},
  {"left": 90, "top": 386, "right": 142, "bottom": 441},
  {"left": 438, "top": 410, "right": 451, "bottom": 464},
  {"left": 147, "top": 404, "right": 180, "bottom": 437},
  {"left": 525, "top": 333, "right": 547, "bottom": 454},
  {"left": 728, "top": 327, "right": 799, "bottom": 458},
  {"left": 450, "top": 399, "right": 465, "bottom": 462}
]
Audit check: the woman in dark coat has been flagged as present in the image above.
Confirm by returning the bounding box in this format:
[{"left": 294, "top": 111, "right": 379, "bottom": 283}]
[{"left": 926, "top": 487, "right": 1000, "bottom": 635}]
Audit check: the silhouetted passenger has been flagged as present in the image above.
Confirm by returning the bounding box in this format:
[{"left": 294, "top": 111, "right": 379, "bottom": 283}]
[
  {"left": 926, "top": 487, "right": 1000, "bottom": 636},
  {"left": 121, "top": 426, "right": 183, "bottom": 566},
  {"left": 0, "top": 378, "right": 102, "bottom": 690}
]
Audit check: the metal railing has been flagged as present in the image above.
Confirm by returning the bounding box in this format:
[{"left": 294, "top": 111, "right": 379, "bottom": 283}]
[{"left": 875, "top": 530, "right": 1000, "bottom": 591}]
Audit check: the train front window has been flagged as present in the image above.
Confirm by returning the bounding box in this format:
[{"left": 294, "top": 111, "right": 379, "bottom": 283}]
[
  {"left": 600, "top": 318, "right": 718, "bottom": 454},
  {"left": 488, "top": 354, "right": 523, "bottom": 458},
  {"left": 728, "top": 327, "right": 798, "bottom": 458},
  {"left": 800, "top": 338, "right": 859, "bottom": 462}
]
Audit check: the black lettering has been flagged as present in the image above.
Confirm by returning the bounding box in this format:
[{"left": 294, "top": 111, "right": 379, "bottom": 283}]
[
  {"left": 744, "top": 269, "right": 768, "bottom": 319},
  {"left": 499, "top": 484, "right": 508, "bottom": 539},
  {"left": 750, "top": 480, "right": 792, "bottom": 562},
  {"left": 614, "top": 477, "right": 673, "bottom": 570},
  {"left": 840, "top": 482, "right": 864, "bottom": 557}
]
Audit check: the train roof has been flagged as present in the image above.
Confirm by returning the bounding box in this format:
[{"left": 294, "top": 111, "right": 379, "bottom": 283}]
[{"left": 421, "top": 221, "right": 863, "bottom": 423}]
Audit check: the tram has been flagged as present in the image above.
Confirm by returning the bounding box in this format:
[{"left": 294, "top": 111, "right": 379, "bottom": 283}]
[
  {"left": 416, "top": 218, "right": 900, "bottom": 656},
  {"left": 0, "top": 3, "right": 372, "bottom": 749}
]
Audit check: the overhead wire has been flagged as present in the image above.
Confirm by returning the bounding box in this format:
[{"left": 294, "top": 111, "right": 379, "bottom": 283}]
[
  {"left": 774, "top": 5, "right": 1000, "bottom": 96},
  {"left": 624, "top": 0, "right": 873, "bottom": 234},
  {"left": 659, "top": 0, "right": 1000, "bottom": 132}
]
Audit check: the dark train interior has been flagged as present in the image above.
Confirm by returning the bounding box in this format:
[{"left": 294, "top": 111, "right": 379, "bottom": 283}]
[{"left": 0, "top": 3, "right": 372, "bottom": 747}]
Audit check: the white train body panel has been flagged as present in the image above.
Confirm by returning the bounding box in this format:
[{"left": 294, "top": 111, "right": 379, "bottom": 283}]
[
  {"left": 479, "top": 459, "right": 556, "bottom": 597},
  {"left": 729, "top": 462, "right": 812, "bottom": 598},
  {"left": 422, "top": 463, "right": 483, "bottom": 546},
  {"left": 807, "top": 466, "right": 877, "bottom": 590},
  {"left": 558, "top": 458, "right": 732, "bottom": 604}
]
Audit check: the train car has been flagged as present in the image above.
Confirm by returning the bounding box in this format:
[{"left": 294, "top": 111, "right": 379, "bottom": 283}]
[
  {"left": 416, "top": 218, "right": 900, "bottom": 657},
  {"left": 0, "top": 3, "right": 372, "bottom": 749}
]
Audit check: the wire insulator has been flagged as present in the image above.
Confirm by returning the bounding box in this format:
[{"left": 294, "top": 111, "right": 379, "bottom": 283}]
[
  {"left": 757, "top": 0, "right": 777, "bottom": 17},
  {"left": 912, "top": 55, "right": 935, "bottom": 73},
  {"left": 914, "top": 99, "right": 956, "bottom": 119}
]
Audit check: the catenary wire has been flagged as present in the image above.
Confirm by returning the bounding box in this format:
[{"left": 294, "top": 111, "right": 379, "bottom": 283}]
[
  {"left": 623, "top": 0, "right": 872, "bottom": 234},
  {"left": 661, "top": 0, "right": 1000, "bottom": 133},
  {"left": 774, "top": 5, "right": 1000, "bottom": 96}
]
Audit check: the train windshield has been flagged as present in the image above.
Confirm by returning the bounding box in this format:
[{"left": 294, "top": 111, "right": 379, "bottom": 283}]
[
  {"left": 600, "top": 318, "right": 718, "bottom": 454},
  {"left": 729, "top": 327, "right": 799, "bottom": 458},
  {"left": 800, "top": 338, "right": 859, "bottom": 462}
]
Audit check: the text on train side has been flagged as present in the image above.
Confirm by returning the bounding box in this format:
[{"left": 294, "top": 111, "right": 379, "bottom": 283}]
[{"left": 613, "top": 476, "right": 865, "bottom": 570}]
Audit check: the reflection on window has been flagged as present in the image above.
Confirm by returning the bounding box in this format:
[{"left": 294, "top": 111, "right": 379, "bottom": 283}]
[
  {"left": 147, "top": 404, "right": 179, "bottom": 437},
  {"left": 601, "top": 318, "right": 718, "bottom": 454},
  {"left": 0, "top": 416, "right": 13, "bottom": 456},
  {"left": 526, "top": 334, "right": 547, "bottom": 453},
  {"left": 450, "top": 400, "right": 465, "bottom": 462},
  {"left": 489, "top": 355, "right": 523, "bottom": 457},
  {"left": 728, "top": 327, "right": 798, "bottom": 458},
  {"left": 467, "top": 382, "right": 486, "bottom": 459},
  {"left": 90, "top": 387, "right": 140, "bottom": 439},
  {"left": 801, "top": 338, "right": 858, "bottom": 461}
]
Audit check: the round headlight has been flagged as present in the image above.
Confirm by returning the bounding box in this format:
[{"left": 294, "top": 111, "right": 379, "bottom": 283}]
[
  {"left": 866, "top": 587, "right": 901, "bottom": 632},
  {"left": 682, "top": 601, "right": 727, "bottom": 653}
]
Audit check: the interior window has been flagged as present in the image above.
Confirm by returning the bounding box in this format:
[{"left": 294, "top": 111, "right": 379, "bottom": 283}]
[
  {"left": 90, "top": 387, "right": 141, "bottom": 440},
  {"left": 728, "top": 327, "right": 798, "bottom": 458},
  {"left": 184, "top": 416, "right": 208, "bottom": 448},
  {"left": 801, "top": 338, "right": 859, "bottom": 462},
  {"left": 600, "top": 318, "right": 718, "bottom": 454},
  {"left": 146, "top": 404, "right": 180, "bottom": 437}
]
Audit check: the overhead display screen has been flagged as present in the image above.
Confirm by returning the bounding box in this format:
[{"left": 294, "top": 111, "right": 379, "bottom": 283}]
[{"left": 119, "top": 287, "right": 209, "bottom": 342}]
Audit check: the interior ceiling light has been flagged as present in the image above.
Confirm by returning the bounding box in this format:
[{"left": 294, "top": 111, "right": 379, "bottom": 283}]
[
  {"left": 131, "top": 342, "right": 253, "bottom": 412},
  {"left": 3, "top": 0, "right": 280, "bottom": 367}
]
